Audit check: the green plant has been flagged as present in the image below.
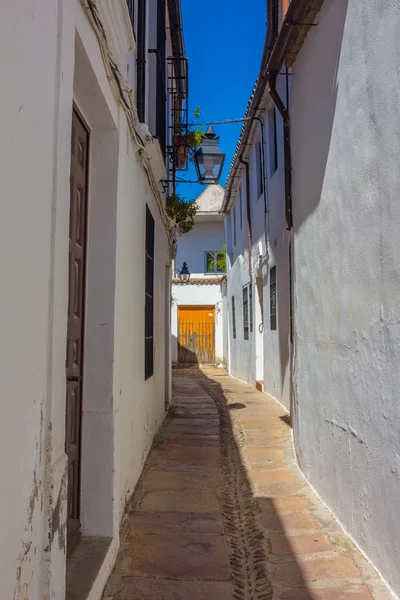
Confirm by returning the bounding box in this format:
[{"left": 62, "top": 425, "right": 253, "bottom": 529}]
[
  {"left": 173, "top": 106, "right": 204, "bottom": 151},
  {"left": 207, "top": 245, "right": 227, "bottom": 273},
  {"left": 166, "top": 193, "right": 198, "bottom": 234},
  {"left": 188, "top": 106, "right": 204, "bottom": 150},
  {"left": 186, "top": 128, "right": 204, "bottom": 149}
]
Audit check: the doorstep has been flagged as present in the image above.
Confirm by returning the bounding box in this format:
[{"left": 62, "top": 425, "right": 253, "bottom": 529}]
[{"left": 66, "top": 537, "right": 114, "bottom": 600}]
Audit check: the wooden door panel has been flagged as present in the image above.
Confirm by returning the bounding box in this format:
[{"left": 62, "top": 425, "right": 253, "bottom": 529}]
[
  {"left": 178, "top": 306, "right": 215, "bottom": 364},
  {"left": 66, "top": 108, "right": 89, "bottom": 556}
]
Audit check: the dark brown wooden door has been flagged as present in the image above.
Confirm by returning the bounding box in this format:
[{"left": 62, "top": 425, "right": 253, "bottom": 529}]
[{"left": 66, "top": 109, "right": 89, "bottom": 555}]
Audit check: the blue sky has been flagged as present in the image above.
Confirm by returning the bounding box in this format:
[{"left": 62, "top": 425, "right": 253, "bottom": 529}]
[{"left": 178, "top": 0, "right": 267, "bottom": 200}]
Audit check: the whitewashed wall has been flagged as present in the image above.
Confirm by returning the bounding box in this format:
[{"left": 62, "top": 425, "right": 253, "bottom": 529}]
[
  {"left": 261, "top": 76, "right": 291, "bottom": 412},
  {"left": 291, "top": 0, "right": 400, "bottom": 595},
  {"left": 175, "top": 221, "right": 225, "bottom": 276},
  {"left": 0, "top": 0, "right": 172, "bottom": 597},
  {"left": 225, "top": 172, "right": 255, "bottom": 384},
  {"left": 225, "top": 75, "right": 291, "bottom": 411},
  {"left": 0, "top": 1, "right": 75, "bottom": 597}
]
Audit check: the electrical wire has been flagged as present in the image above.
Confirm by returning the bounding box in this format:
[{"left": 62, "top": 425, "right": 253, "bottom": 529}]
[{"left": 82, "top": 0, "right": 175, "bottom": 249}]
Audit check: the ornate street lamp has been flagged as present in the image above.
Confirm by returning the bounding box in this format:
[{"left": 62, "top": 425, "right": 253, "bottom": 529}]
[
  {"left": 194, "top": 126, "right": 225, "bottom": 185},
  {"left": 179, "top": 262, "right": 191, "bottom": 283}
]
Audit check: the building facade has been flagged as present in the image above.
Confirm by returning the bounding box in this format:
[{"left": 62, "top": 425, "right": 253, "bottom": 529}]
[
  {"left": 224, "top": 0, "right": 400, "bottom": 596},
  {"left": 224, "top": 76, "right": 291, "bottom": 408},
  {"left": 1, "top": 1, "right": 186, "bottom": 598},
  {"left": 172, "top": 185, "right": 227, "bottom": 366}
]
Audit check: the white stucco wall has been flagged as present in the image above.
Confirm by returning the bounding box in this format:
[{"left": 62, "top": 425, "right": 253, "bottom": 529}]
[
  {"left": 0, "top": 1, "right": 75, "bottom": 597},
  {"left": 225, "top": 175, "right": 256, "bottom": 384},
  {"left": 291, "top": 0, "right": 400, "bottom": 595},
  {"left": 113, "top": 117, "right": 170, "bottom": 517},
  {"left": 175, "top": 220, "right": 225, "bottom": 276},
  {"left": 259, "top": 78, "right": 291, "bottom": 411},
  {"left": 0, "top": 0, "right": 172, "bottom": 597},
  {"left": 171, "top": 283, "right": 224, "bottom": 363},
  {"left": 225, "top": 75, "right": 291, "bottom": 410}
]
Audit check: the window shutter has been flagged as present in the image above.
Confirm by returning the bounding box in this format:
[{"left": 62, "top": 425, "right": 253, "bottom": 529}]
[
  {"left": 270, "top": 266, "right": 277, "bottom": 330},
  {"left": 243, "top": 287, "right": 249, "bottom": 340},
  {"left": 145, "top": 205, "right": 155, "bottom": 379},
  {"left": 232, "top": 296, "right": 236, "bottom": 339},
  {"left": 136, "top": 0, "right": 147, "bottom": 123}
]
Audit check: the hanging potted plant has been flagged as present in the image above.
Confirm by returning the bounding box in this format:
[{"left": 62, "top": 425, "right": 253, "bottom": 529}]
[
  {"left": 173, "top": 123, "right": 188, "bottom": 169},
  {"left": 173, "top": 107, "right": 204, "bottom": 170}
]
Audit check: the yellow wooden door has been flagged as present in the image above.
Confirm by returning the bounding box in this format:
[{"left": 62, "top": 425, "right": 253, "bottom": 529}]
[{"left": 178, "top": 306, "right": 215, "bottom": 363}]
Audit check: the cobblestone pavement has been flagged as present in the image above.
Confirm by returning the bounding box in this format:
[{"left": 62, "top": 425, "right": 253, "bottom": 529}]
[{"left": 103, "top": 367, "right": 392, "bottom": 600}]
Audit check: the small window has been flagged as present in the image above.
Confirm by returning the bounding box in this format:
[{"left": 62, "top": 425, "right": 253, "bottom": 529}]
[
  {"left": 243, "top": 287, "right": 249, "bottom": 340},
  {"left": 270, "top": 266, "right": 277, "bottom": 330},
  {"left": 239, "top": 186, "right": 243, "bottom": 229},
  {"left": 256, "top": 142, "right": 264, "bottom": 198},
  {"left": 232, "top": 296, "right": 236, "bottom": 339},
  {"left": 249, "top": 283, "right": 253, "bottom": 333},
  {"left": 268, "top": 109, "right": 278, "bottom": 175},
  {"left": 205, "top": 250, "right": 226, "bottom": 273},
  {"left": 233, "top": 207, "right": 237, "bottom": 246},
  {"left": 145, "top": 205, "right": 155, "bottom": 379}
]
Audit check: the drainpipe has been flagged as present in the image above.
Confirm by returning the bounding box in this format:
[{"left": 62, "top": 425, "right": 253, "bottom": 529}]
[
  {"left": 255, "top": 116, "right": 269, "bottom": 263},
  {"left": 266, "top": 0, "right": 317, "bottom": 230},
  {"left": 268, "top": 73, "right": 292, "bottom": 230},
  {"left": 239, "top": 158, "right": 253, "bottom": 279}
]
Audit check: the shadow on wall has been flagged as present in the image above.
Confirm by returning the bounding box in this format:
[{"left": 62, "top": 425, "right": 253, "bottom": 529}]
[
  {"left": 274, "top": 0, "right": 350, "bottom": 413},
  {"left": 171, "top": 334, "right": 199, "bottom": 367},
  {"left": 292, "top": 0, "right": 350, "bottom": 231},
  {"left": 173, "top": 367, "right": 312, "bottom": 597}
]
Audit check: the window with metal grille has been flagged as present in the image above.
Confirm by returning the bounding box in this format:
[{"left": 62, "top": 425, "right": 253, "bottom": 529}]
[
  {"left": 270, "top": 266, "right": 277, "bottom": 330},
  {"left": 256, "top": 141, "right": 264, "bottom": 198},
  {"left": 249, "top": 282, "right": 253, "bottom": 333},
  {"left": 268, "top": 109, "right": 278, "bottom": 175},
  {"left": 233, "top": 207, "right": 237, "bottom": 247},
  {"left": 145, "top": 205, "right": 155, "bottom": 379},
  {"left": 148, "top": 0, "right": 167, "bottom": 155},
  {"left": 136, "top": 0, "right": 147, "bottom": 123},
  {"left": 232, "top": 296, "right": 236, "bottom": 339},
  {"left": 205, "top": 251, "right": 226, "bottom": 274},
  {"left": 243, "top": 287, "right": 249, "bottom": 340},
  {"left": 239, "top": 185, "right": 243, "bottom": 229}
]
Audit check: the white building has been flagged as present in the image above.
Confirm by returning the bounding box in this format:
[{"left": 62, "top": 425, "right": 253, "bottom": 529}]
[
  {"left": 171, "top": 185, "right": 227, "bottom": 365},
  {"left": 224, "top": 77, "right": 290, "bottom": 408},
  {"left": 224, "top": 0, "right": 400, "bottom": 597},
  {"left": 0, "top": 1, "right": 186, "bottom": 598}
]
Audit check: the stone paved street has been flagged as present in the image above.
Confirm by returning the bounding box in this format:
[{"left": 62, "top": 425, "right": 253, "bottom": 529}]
[{"left": 103, "top": 368, "right": 392, "bottom": 600}]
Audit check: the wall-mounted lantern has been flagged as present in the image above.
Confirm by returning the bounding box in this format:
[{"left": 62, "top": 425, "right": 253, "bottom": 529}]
[
  {"left": 161, "top": 125, "right": 226, "bottom": 191},
  {"left": 179, "top": 262, "right": 191, "bottom": 283},
  {"left": 194, "top": 126, "right": 226, "bottom": 185}
]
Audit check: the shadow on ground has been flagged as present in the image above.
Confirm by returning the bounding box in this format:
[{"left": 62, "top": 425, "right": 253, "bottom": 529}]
[
  {"left": 177, "top": 366, "right": 312, "bottom": 599},
  {"left": 103, "top": 365, "right": 383, "bottom": 600},
  {"left": 175, "top": 366, "right": 379, "bottom": 600}
]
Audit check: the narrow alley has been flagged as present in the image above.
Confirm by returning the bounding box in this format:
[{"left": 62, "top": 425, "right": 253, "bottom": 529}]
[
  {"left": 103, "top": 368, "right": 390, "bottom": 600},
  {"left": 3, "top": 1, "right": 400, "bottom": 598}
]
